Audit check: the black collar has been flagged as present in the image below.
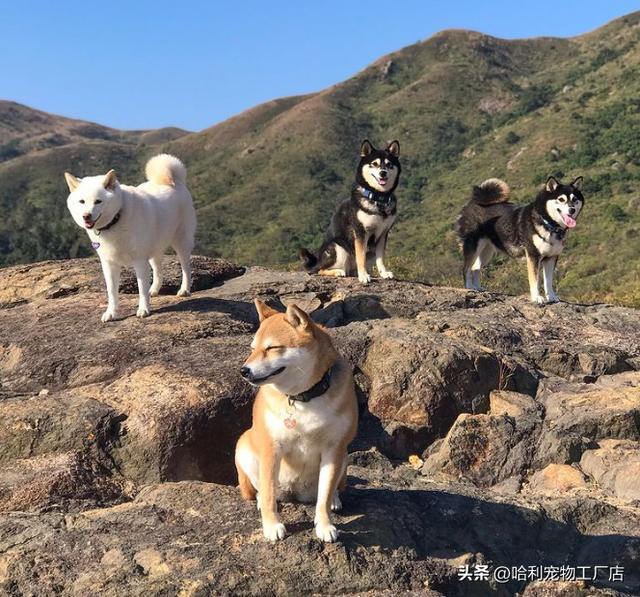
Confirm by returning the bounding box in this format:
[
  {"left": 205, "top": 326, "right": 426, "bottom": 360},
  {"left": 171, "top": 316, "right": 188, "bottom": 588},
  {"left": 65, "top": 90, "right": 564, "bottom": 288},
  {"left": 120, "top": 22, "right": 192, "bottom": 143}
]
[
  {"left": 287, "top": 363, "right": 335, "bottom": 404},
  {"left": 95, "top": 211, "right": 121, "bottom": 235},
  {"left": 359, "top": 186, "right": 393, "bottom": 206},
  {"left": 539, "top": 214, "right": 566, "bottom": 240}
]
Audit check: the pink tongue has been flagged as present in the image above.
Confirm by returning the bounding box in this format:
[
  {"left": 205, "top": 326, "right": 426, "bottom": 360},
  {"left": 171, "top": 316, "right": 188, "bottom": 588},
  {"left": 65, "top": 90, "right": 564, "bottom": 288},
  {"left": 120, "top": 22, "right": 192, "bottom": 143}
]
[{"left": 562, "top": 214, "right": 577, "bottom": 228}]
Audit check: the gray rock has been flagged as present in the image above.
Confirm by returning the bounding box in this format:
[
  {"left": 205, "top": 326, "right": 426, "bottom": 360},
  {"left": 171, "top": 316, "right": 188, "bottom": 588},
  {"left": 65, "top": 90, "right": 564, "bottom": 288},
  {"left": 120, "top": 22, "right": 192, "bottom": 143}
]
[
  {"left": 533, "top": 372, "right": 640, "bottom": 468},
  {"left": 580, "top": 439, "right": 640, "bottom": 502},
  {"left": 1, "top": 259, "right": 640, "bottom": 594}
]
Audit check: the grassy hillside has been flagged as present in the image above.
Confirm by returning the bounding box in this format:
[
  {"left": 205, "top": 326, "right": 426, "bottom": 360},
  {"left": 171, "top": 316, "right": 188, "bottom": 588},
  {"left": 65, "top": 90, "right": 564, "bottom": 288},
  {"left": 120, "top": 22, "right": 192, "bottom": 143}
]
[{"left": 1, "top": 12, "right": 639, "bottom": 306}]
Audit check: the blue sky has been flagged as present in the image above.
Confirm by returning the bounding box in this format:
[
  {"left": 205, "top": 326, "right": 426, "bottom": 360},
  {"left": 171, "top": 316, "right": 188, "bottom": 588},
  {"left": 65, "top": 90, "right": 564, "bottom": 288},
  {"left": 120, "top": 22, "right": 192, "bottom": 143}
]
[{"left": 1, "top": 1, "right": 637, "bottom": 131}]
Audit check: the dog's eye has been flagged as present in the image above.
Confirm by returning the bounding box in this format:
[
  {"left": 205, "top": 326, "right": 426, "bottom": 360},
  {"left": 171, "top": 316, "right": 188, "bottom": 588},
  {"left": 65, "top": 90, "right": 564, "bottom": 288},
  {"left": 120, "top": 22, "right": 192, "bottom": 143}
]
[
  {"left": 387, "top": 163, "right": 394, "bottom": 170},
  {"left": 266, "top": 345, "right": 284, "bottom": 352},
  {"left": 557, "top": 196, "right": 566, "bottom": 203},
  {"left": 95, "top": 199, "right": 102, "bottom": 204},
  {"left": 79, "top": 199, "right": 85, "bottom": 204}
]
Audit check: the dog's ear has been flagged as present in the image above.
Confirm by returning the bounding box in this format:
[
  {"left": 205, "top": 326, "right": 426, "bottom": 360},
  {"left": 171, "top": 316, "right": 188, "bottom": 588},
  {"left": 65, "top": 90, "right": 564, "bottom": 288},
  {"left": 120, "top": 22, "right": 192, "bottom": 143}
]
[
  {"left": 570, "top": 176, "right": 583, "bottom": 190},
  {"left": 387, "top": 140, "right": 400, "bottom": 156},
  {"left": 360, "top": 140, "right": 374, "bottom": 157},
  {"left": 254, "top": 299, "right": 279, "bottom": 323},
  {"left": 103, "top": 169, "right": 118, "bottom": 190},
  {"left": 64, "top": 172, "right": 81, "bottom": 192},
  {"left": 285, "top": 303, "right": 310, "bottom": 330},
  {"left": 545, "top": 176, "right": 560, "bottom": 193}
]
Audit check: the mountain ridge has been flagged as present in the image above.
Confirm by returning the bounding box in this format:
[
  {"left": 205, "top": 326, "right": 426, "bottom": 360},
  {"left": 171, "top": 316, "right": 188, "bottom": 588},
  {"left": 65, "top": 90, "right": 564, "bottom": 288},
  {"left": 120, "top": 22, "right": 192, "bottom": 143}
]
[{"left": 1, "top": 10, "right": 639, "bottom": 305}]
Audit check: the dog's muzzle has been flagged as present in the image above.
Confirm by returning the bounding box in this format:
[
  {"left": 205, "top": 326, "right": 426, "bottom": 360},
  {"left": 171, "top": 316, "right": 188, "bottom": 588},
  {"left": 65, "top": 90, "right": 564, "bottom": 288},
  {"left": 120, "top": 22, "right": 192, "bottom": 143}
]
[{"left": 240, "top": 366, "right": 285, "bottom": 384}]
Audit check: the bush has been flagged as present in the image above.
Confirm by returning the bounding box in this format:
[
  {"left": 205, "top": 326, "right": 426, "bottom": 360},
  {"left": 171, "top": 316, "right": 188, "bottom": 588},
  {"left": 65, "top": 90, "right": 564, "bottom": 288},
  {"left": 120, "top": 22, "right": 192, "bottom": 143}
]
[
  {"left": 591, "top": 48, "right": 619, "bottom": 69},
  {"left": 606, "top": 204, "right": 629, "bottom": 222},
  {"left": 505, "top": 131, "right": 521, "bottom": 144},
  {"left": 517, "top": 85, "right": 554, "bottom": 115},
  {"left": 0, "top": 140, "right": 23, "bottom": 161}
]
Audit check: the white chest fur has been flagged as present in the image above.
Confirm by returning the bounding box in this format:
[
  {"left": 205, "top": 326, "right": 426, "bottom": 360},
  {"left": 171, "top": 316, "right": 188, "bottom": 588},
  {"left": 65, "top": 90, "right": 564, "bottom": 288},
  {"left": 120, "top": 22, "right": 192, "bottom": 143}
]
[
  {"left": 265, "top": 393, "right": 347, "bottom": 450},
  {"left": 533, "top": 226, "right": 565, "bottom": 257},
  {"left": 357, "top": 210, "right": 396, "bottom": 240}
]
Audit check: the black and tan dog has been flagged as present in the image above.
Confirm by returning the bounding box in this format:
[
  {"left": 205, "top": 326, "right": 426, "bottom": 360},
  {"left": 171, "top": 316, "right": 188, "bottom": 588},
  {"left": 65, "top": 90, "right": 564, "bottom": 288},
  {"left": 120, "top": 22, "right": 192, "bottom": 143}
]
[
  {"left": 299, "top": 140, "right": 401, "bottom": 285},
  {"left": 456, "top": 176, "right": 584, "bottom": 303}
]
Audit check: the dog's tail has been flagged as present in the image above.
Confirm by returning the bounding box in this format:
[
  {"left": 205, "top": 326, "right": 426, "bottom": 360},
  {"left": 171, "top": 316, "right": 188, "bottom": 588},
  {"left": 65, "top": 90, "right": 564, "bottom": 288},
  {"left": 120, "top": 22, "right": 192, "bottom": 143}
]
[
  {"left": 470, "top": 178, "right": 510, "bottom": 206},
  {"left": 145, "top": 154, "right": 187, "bottom": 187},
  {"left": 298, "top": 248, "right": 318, "bottom": 272}
]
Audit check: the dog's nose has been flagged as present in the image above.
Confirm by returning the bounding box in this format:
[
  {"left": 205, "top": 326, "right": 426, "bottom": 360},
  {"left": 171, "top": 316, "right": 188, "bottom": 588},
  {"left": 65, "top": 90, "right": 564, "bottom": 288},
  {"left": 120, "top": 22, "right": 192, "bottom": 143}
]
[
  {"left": 569, "top": 207, "right": 576, "bottom": 215},
  {"left": 379, "top": 170, "right": 388, "bottom": 178},
  {"left": 240, "top": 366, "right": 251, "bottom": 379},
  {"left": 83, "top": 213, "right": 92, "bottom": 220}
]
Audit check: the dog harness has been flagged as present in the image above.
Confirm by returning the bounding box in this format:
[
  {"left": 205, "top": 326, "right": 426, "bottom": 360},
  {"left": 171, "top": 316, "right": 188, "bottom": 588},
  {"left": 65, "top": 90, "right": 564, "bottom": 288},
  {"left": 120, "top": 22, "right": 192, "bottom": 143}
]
[
  {"left": 287, "top": 363, "right": 336, "bottom": 404},
  {"left": 94, "top": 210, "right": 122, "bottom": 236}
]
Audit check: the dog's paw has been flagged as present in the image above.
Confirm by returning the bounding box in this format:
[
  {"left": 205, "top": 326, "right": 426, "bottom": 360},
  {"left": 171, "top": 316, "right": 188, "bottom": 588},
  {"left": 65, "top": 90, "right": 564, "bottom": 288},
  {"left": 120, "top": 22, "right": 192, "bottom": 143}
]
[
  {"left": 379, "top": 270, "right": 394, "bottom": 280},
  {"left": 101, "top": 309, "right": 117, "bottom": 323},
  {"left": 177, "top": 288, "right": 191, "bottom": 297},
  {"left": 263, "top": 521, "right": 286, "bottom": 541},
  {"left": 331, "top": 493, "right": 342, "bottom": 512},
  {"left": 358, "top": 272, "right": 371, "bottom": 285},
  {"left": 546, "top": 294, "right": 560, "bottom": 303},
  {"left": 315, "top": 523, "right": 339, "bottom": 543},
  {"left": 532, "top": 295, "right": 546, "bottom": 305},
  {"left": 149, "top": 286, "right": 161, "bottom": 297},
  {"left": 335, "top": 269, "right": 347, "bottom": 277},
  {"left": 136, "top": 307, "right": 150, "bottom": 318}
]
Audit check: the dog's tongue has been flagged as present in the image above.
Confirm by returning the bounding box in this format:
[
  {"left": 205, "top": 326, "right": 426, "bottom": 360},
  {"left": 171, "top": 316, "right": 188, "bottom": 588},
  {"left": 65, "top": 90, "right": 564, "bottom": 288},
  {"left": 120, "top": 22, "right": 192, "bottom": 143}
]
[{"left": 562, "top": 214, "right": 577, "bottom": 228}]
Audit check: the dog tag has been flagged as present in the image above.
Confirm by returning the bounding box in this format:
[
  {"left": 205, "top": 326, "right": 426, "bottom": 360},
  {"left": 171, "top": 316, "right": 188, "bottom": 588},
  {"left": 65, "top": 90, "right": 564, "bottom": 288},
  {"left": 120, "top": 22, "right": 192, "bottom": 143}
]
[
  {"left": 91, "top": 242, "right": 100, "bottom": 250},
  {"left": 284, "top": 417, "right": 297, "bottom": 429}
]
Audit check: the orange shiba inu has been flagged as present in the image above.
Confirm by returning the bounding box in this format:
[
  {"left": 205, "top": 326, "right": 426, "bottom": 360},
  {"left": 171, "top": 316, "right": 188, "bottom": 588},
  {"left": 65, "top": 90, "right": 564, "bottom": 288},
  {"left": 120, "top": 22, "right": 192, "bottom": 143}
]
[{"left": 235, "top": 299, "right": 358, "bottom": 542}]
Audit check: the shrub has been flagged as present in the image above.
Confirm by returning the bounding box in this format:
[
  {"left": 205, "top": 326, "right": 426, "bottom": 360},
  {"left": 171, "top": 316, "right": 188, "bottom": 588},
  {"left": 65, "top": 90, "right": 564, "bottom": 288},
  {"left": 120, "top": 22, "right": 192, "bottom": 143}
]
[
  {"left": 606, "top": 204, "right": 629, "bottom": 222},
  {"left": 505, "top": 131, "right": 521, "bottom": 144},
  {"left": 591, "top": 48, "right": 619, "bottom": 69},
  {"left": 517, "top": 85, "right": 554, "bottom": 115}
]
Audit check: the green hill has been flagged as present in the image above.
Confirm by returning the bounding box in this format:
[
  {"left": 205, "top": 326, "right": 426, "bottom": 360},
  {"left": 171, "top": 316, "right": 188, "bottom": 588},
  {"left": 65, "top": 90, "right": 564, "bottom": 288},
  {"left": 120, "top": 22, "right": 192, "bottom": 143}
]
[{"left": 1, "top": 11, "right": 639, "bottom": 305}]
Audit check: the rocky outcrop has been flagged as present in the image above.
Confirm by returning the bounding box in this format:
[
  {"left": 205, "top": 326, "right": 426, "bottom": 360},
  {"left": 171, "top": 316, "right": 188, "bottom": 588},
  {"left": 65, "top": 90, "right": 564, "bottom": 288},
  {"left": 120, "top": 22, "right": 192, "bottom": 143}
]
[
  {"left": 1, "top": 257, "right": 639, "bottom": 595},
  {"left": 580, "top": 439, "right": 640, "bottom": 501}
]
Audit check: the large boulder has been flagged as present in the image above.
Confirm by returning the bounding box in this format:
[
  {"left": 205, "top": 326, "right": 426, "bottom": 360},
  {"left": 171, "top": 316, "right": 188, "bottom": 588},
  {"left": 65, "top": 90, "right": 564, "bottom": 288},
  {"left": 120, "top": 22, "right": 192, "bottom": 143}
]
[
  {"left": 580, "top": 439, "right": 640, "bottom": 502},
  {"left": 528, "top": 464, "right": 588, "bottom": 493},
  {"left": 0, "top": 451, "right": 126, "bottom": 513},
  {"left": 1, "top": 259, "right": 640, "bottom": 594},
  {"left": 533, "top": 372, "right": 640, "bottom": 469},
  {"left": 361, "top": 322, "right": 503, "bottom": 458},
  {"left": 0, "top": 255, "right": 244, "bottom": 308},
  {"left": 421, "top": 411, "right": 540, "bottom": 487}
]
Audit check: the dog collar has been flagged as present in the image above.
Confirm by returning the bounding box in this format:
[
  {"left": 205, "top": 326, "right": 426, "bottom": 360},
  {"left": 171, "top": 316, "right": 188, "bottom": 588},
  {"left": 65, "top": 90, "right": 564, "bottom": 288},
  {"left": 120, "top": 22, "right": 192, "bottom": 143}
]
[
  {"left": 94, "top": 211, "right": 121, "bottom": 236},
  {"left": 540, "top": 215, "right": 566, "bottom": 239},
  {"left": 287, "top": 363, "right": 335, "bottom": 404},
  {"left": 359, "top": 186, "right": 393, "bottom": 205}
]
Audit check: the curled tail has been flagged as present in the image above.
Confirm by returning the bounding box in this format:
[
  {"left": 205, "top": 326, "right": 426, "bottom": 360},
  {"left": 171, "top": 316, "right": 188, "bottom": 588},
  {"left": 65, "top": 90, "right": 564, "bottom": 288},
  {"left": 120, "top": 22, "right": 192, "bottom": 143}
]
[
  {"left": 471, "top": 178, "right": 510, "bottom": 206},
  {"left": 298, "top": 247, "right": 319, "bottom": 272},
  {"left": 145, "top": 154, "right": 187, "bottom": 187}
]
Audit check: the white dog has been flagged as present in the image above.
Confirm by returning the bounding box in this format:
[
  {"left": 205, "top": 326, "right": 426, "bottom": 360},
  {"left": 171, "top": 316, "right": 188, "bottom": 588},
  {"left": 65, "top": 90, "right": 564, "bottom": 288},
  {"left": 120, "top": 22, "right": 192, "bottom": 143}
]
[{"left": 65, "top": 154, "right": 196, "bottom": 322}]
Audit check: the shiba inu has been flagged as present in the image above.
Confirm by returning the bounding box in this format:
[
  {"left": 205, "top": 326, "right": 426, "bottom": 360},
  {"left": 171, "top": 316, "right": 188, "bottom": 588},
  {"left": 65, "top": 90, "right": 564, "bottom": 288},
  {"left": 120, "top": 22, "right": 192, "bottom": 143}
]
[
  {"left": 235, "top": 299, "right": 358, "bottom": 542},
  {"left": 456, "top": 176, "right": 584, "bottom": 303},
  {"left": 65, "top": 154, "right": 196, "bottom": 322},
  {"left": 299, "top": 139, "right": 401, "bottom": 285}
]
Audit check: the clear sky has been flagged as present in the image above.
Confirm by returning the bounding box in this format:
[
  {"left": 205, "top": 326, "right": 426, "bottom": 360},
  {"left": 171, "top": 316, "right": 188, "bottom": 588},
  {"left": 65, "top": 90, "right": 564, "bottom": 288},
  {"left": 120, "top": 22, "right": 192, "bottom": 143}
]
[{"left": 1, "top": 1, "right": 637, "bottom": 131}]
